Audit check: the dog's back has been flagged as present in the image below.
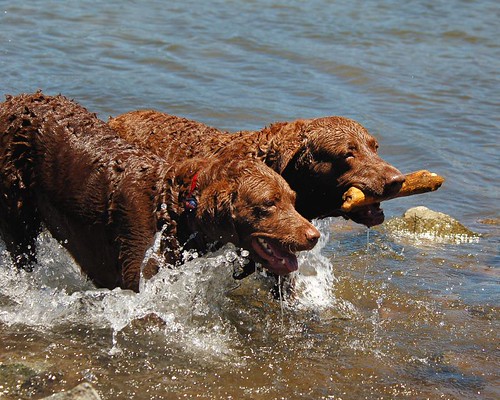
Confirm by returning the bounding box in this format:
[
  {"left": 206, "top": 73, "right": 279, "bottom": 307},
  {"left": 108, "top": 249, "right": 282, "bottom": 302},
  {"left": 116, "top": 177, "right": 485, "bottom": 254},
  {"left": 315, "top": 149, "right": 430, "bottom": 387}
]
[
  {"left": 109, "top": 110, "right": 231, "bottom": 163},
  {"left": 0, "top": 92, "right": 164, "bottom": 288}
]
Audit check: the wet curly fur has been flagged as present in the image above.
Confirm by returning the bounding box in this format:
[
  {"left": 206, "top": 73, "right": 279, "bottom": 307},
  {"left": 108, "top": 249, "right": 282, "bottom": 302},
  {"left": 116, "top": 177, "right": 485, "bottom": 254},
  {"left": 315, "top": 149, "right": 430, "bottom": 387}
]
[
  {"left": 109, "top": 110, "right": 405, "bottom": 227},
  {"left": 0, "top": 92, "right": 319, "bottom": 291}
]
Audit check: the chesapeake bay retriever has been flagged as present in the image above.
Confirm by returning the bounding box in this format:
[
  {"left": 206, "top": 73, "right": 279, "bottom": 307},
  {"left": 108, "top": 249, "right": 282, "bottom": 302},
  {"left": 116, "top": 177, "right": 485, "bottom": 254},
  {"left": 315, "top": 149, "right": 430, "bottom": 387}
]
[
  {"left": 109, "top": 110, "right": 405, "bottom": 227},
  {"left": 0, "top": 92, "right": 319, "bottom": 291}
]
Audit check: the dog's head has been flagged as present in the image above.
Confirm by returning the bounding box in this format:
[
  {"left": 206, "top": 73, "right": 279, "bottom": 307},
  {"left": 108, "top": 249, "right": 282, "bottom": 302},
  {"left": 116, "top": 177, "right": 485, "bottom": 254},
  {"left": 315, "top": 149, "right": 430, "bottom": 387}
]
[
  {"left": 192, "top": 159, "right": 320, "bottom": 275},
  {"left": 271, "top": 117, "right": 405, "bottom": 227}
]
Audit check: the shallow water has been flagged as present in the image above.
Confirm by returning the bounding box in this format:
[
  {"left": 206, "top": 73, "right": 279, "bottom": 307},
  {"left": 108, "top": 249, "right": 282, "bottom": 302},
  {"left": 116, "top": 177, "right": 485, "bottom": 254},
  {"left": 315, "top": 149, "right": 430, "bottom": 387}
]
[{"left": 0, "top": 1, "right": 498, "bottom": 399}]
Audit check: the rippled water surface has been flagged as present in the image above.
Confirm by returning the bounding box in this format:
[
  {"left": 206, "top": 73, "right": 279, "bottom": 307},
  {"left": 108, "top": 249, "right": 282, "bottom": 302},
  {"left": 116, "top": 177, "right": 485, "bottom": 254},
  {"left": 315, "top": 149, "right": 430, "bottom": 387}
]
[{"left": 0, "top": 1, "right": 498, "bottom": 399}]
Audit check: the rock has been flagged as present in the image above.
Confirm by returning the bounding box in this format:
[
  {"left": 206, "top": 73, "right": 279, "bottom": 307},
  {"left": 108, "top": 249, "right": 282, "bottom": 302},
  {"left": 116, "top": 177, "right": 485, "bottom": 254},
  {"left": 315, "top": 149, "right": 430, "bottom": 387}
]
[
  {"left": 382, "top": 206, "right": 480, "bottom": 244},
  {"left": 41, "top": 383, "right": 102, "bottom": 400},
  {"left": 479, "top": 218, "right": 500, "bottom": 226},
  {"left": 0, "top": 362, "right": 38, "bottom": 386}
]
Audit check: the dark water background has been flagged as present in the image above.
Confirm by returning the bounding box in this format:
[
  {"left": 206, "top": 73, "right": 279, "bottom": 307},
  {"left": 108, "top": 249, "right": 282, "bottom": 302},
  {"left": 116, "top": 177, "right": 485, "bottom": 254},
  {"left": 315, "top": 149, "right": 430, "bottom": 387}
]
[{"left": 0, "top": 1, "right": 498, "bottom": 399}]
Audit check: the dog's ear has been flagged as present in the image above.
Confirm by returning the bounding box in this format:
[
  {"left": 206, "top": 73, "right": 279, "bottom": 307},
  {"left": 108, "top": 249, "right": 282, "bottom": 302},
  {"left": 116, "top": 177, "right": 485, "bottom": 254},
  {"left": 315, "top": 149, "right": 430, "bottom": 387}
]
[
  {"left": 293, "top": 144, "right": 314, "bottom": 170},
  {"left": 196, "top": 180, "right": 239, "bottom": 244},
  {"left": 175, "top": 157, "right": 209, "bottom": 179},
  {"left": 264, "top": 120, "right": 309, "bottom": 173}
]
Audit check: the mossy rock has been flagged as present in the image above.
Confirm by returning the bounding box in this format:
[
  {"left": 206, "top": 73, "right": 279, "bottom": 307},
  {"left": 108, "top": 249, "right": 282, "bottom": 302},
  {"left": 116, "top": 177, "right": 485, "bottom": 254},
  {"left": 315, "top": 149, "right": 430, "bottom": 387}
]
[
  {"left": 0, "top": 362, "right": 38, "bottom": 386},
  {"left": 382, "top": 206, "right": 480, "bottom": 244},
  {"left": 42, "top": 382, "right": 102, "bottom": 399},
  {"left": 0, "top": 361, "right": 64, "bottom": 398}
]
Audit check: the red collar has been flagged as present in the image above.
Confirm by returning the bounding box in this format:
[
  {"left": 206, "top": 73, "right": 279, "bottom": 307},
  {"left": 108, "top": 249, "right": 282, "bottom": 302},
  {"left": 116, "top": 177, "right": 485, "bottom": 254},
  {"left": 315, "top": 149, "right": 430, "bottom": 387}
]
[
  {"left": 185, "top": 172, "right": 199, "bottom": 211},
  {"left": 188, "top": 172, "right": 199, "bottom": 196}
]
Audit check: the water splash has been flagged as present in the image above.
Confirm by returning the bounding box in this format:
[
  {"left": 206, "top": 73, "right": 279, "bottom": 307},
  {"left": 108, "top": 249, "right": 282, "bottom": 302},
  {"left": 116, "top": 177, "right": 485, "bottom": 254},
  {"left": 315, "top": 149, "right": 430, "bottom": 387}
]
[
  {"left": 0, "top": 232, "right": 241, "bottom": 359},
  {"left": 0, "top": 221, "right": 346, "bottom": 354},
  {"left": 285, "top": 219, "right": 354, "bottom": 315}
]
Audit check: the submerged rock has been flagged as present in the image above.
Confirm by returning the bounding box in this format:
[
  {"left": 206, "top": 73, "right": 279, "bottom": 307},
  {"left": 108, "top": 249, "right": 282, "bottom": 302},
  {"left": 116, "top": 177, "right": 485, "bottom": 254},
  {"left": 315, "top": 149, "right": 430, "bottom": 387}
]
[
  {"left": 0, "top": 362, "right": 39, "bottom": 387},
  {"left": 42, "top": 382, "right": 101, "bottom": 400},
  {"left": 382, "top": 206, "right": 480, "bottom": 244},
  {"left": 0, "top": 361, "right": 64, "bottom": 398},
  {"left": 479, "top": 218, "right": 500, "bottom": 226}
]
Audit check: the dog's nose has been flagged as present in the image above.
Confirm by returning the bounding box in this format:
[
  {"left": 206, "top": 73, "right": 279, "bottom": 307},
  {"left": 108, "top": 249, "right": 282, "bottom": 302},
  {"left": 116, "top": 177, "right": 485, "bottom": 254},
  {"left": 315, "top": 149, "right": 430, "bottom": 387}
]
[
  {"left": 305, "top": 225, "right": 321, "bottom": 247},
  {"left": 385, "top": 171, "right": 405, "bottom": 196}
]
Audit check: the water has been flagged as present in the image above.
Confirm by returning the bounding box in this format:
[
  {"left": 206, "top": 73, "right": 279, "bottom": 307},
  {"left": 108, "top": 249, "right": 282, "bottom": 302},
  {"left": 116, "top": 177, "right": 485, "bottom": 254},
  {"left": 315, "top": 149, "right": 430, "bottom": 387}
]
[{"left": 0, "top": 1, "right": 498, "bottom": 399}]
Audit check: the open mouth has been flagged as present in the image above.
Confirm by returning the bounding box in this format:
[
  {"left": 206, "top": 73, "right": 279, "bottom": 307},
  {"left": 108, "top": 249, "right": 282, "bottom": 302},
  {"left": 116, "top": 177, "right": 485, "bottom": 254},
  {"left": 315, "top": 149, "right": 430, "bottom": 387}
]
[
  {"left": 341, "top": 184, "right": 385, "bottom": 227},
  {"left": 347, "top": 202, "right": 385, "bottom": 227},
  {"left": 251, "top": 237, "right": 298, "bottom": 275}
]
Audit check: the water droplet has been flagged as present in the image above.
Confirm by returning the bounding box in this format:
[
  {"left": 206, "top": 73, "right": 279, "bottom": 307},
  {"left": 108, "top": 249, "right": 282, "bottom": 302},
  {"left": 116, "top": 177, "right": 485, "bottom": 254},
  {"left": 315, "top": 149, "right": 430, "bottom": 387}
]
[
  {"left": 225, "top": 251, "right": 237, "bottom": 263},
  {"left": 240, "top": 249, "right": 249, "bottom": 258}
]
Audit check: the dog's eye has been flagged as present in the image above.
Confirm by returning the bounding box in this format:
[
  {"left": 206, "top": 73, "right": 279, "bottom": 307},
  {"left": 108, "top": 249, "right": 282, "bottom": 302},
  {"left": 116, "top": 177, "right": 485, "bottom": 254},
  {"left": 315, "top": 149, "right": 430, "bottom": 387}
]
[
  {"left": 253, "top": 199, "right": 277, "bottom": 218},
  {"left": 253, "top": 206, "right": 271, "bottom": 217},
  {"left": 263, "top": 199, "right": 276, "bottom": 208},
  {"left": 344, "top": 145, "right": 357, "bottom": 160}
]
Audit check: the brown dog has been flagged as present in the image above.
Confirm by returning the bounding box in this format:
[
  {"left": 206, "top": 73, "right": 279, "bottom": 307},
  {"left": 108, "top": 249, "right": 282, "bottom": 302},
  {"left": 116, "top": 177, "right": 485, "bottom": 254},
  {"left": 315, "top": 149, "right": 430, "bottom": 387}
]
[
  {"left": 109, "top": 110, "right": 405, "bottom": 227},
  {"left": 0, "top": 92, "right": 319, "bottom": 291}
]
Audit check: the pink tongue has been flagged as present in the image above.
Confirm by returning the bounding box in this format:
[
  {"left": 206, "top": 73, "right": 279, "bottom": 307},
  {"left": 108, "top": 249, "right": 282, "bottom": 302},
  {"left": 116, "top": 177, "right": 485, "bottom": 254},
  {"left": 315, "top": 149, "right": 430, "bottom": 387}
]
[{"left": 251, "top": 238, "right": 298, "bottom": 275}]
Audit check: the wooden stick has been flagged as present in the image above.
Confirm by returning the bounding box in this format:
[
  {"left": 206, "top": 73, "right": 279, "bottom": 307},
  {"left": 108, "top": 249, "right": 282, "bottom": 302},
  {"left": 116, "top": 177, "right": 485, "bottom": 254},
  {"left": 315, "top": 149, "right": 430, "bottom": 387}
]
[{"left": 341, "top": 170, "right": 445, "bottom": 212}]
